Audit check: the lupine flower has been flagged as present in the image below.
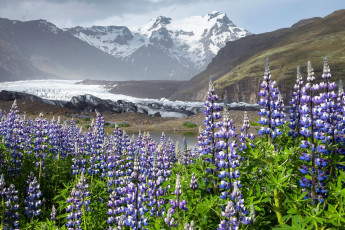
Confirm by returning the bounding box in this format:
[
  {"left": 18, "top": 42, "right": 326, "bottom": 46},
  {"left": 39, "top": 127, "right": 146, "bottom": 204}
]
[
  {"left": 215, "top": 106, "right": 241, "bottom": 199},
  {"left": 50, "top": 205, "right": 57, "bottom": 221},
  {"left": 184, "top": 220, "right": 195, "bottom": 230},
  {"left": 147, "top": 151, "right": 165, "bottom": 217},
  {"left": 5, "top": 100, "right": 24, "bottom": 177},
  {"left": 33, "top": 113, "right": 50, "bottom": 181},
  {"left": 239, "top": 111, "right": 255, "bottom": 151},
  {"left": 190, "top": 173, "right": 198, "bottom": 190},
  {"left": 298, "top": 60, "right": 319, "bottom": 201},
  {"left": 72, "top": 142, "right": 87, "bottom": 175},
  {"left": 87, "top": 111, "right": 105, "bottom": 177},
  {"left": 66, "top": 173, "right": 91, "bottom": 229},
  {"left": 25, "top": 174, "right": 42, "bottom": 219},
  {"left": 107, "top": 191, "right": 119, "bottom": 227},
  {"left": 170, "top": 174, "right": 188, "bottom": 227},
  {"left": 124, "top": 151, "right": 149, "bottom": 229},
  {"left": 200, "top": 77, "right": 222, "bottom": 164},
  {"left": 289, "top": 66, "right": 304, "bottom": 137},
  {"left": 66, "top": 188, "right": 83, "bottom": 229},
  {"left": 4, "top": 184, "right": 20, "bottom": 230},
  {"left": 219, "top": 183, "right": 251, "bottom": 229},
  {"left": 164, "top": 208, "right": 177, "bottom": 228},
  {"left": 258, "top": 58, "right": 285, "bottom": 138}
]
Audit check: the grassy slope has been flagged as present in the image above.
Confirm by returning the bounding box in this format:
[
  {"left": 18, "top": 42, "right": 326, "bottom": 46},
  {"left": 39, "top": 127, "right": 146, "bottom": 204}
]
[
  {"left": 171, "top": 10, "right": 345, "bottom": 102},
  {"left": 217, "top": 10, "right": 345, "bottom": 88}
]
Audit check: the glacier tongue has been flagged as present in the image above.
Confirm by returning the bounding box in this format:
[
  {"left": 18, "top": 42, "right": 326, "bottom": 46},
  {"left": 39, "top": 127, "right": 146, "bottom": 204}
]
[{"left": 0, "top": 80, "right": 259, "bottom": 118}]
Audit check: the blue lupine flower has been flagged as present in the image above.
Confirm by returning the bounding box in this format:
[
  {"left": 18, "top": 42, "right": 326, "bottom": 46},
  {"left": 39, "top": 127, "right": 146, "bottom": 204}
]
[
  {"left": 25, "top": 173, "right": 42, "bottom": 219},
  {"left": 4, "top": 184, "right": 20, "bottom": 229}
]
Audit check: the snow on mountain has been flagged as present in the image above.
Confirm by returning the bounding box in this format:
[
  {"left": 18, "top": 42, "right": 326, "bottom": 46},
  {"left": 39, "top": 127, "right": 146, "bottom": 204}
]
[{"left": 66, "top": 11, "right": 250, "bottom": 80}]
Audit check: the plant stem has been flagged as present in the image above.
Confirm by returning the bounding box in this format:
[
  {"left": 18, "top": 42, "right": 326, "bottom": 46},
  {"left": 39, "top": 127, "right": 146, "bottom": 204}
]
[
  {"left": 82, "top": 200, "right": 87, "bottom": 230},
  {"left": 1, "top": 197, "right": 4, "bottom": 229},
  {"left": 273, "top": 188, "right": 283, "bottom": 224},
  {"left": 39, "top": 158, "right": 42, "bottom": 184},
  {"left": 310, "top": 90, "right": 316, "bottom": 200},
  {"left": 54, "top": 153, "right": 60, "bottom": 197},
  {"left": 177, "top": 194, "right": 181, "bottom": 227},
  {"left": 314, "top": 220, "right": 318, "bottom": 230}
]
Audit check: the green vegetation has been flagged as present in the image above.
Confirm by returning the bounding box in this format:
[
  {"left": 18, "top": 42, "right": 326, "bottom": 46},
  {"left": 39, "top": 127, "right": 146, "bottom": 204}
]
[
  {"left": 182, "top": 121, "right": 197, "bottom": 128},
  {"left": 118, "top": 121, "right": 130, "bottom": 127}
]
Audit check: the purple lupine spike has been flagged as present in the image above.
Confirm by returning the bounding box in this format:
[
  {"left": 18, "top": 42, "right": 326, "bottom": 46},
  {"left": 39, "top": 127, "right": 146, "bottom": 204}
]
[
  {"left": 66, "top": 172, "right": 91, "bottom": 229},
  {"left": 115, "top": 215, "right": 126, "bottom": 229},
  {"left": 298, "top": 60, "right": 319, "bottom": 202},
  {"left": 66, "top": 188, "right": 83, "bottom": 229},
  {"left": 258, "top": 58, "right": 284, "bottom": 139},
  {"left": 215, "top": 106, "right": 238, "bottom": 199},
  {"left": 180, "top": 137, "right": 192, "bottom": 165},
  {"left": 147, "top": 150, "right": 165, "bottom": 217},
  {"left": 201, "top": 77, "right": 222, "bottom": 165},
  {"left": 25, "top": 174, "right": 42, "bottom": 219},
  {"left": 33, "top": 112, "right": 49, "bottom": 181},
  {"left": 5, "top": 100, "right": 24, "bottom": 178},
  {"left": 123, "top": 149, "right": 149, "bottom": 229},
  {"left": 336, "top": 79, "right": 345, "bottom": 158},
  {"left": 164, "top": 208, "right": 177, "bottom": 228},
  {"left": 239, "top": 111, "right": 255, "bottom": 151},
  {"left": 174, "top": 174, "right": 182, "bottom": 196},
  {"left": 87, "top": 111, "right": 105, "bottom": 177},
  {"left": 312, "top": 57, "right": 338, "bottom": 201},
  {"left": 218, "top": 181, "right": 251, "bottom": 229},
  {"left": 175, "top": 141, "right": 181, "bottom": 163},
  {"left": 289, "top": 67, "right": 304, "bottom": 137},
  {"left": 170, "top": 174, "right": 187, "bottom": 227},
  {"left": 4, "top": 184, "right": 20, "bottom": 230},
  {"left": 106, "top": 191, "right": 118, "bottom": 226},
  {"left": 50, "top": 205, "right": 57, "bottom": 221},
  {"left": 190, "top": 173, "right": 198, "bottom": 190},
  {"left": 184, "top": 220, "right": 195, "bottom": 230}
]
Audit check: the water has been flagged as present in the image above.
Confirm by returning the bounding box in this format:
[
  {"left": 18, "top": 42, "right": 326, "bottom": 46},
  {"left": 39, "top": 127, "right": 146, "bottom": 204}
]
[{"left": 126, "top": 131, "right": 198, "bottom": 148}]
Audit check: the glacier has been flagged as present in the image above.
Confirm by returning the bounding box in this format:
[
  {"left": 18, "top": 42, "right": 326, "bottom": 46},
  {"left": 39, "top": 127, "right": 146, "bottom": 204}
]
[{"left": 0, "top": 80, "right": 259, "bottom": 118}]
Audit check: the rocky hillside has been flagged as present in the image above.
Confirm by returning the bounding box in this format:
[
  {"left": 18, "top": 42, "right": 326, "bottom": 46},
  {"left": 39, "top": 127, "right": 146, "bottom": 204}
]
[
  {"left": 170, "top": 10, "right": 345, "bottom": 103},
  {"left": 0, "top": 18, "right": 138, "bottom": 82},
  {"left": 0, "top": 12, "right": 249, "bottom": 82},
  {"left": 66, "top": 11, "right": 250, "bottom": 80}
]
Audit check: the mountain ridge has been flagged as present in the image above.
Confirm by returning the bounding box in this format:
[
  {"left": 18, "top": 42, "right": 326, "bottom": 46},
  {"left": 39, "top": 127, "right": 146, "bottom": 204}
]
[
  {"left": 170, "top": 10, "right": 345, "bottom": 103},
  {"left": 0, "top": 11, "right": 250, "bottom": 81},
  {"left": 0, "top": 17, "right": 136, "bottom": 81},
  {"left": 66, "top": 11, "right": 250, "bottom": 80}
]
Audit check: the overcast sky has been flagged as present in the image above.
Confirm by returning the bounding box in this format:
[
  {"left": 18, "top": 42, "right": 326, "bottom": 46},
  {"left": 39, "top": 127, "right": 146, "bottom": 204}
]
[{"left": 0, "top": 0, "right": 344, "bottom": 33}]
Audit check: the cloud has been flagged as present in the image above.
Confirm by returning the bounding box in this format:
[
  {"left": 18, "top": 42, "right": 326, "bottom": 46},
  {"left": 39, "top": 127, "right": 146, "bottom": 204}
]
[
  {"left": 0, "top": 0, "right": 227, "bottom": 27},
  {"left": 0, "top": 0, "right": 343, "bottom": 33}
]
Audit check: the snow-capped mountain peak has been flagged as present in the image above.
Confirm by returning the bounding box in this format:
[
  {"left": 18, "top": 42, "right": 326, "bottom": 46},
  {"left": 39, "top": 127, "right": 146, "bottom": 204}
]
[
  {"left": 150, "top": 16, "right": 172, "bottom": 30},
  {"left": 67, "top": 11, "right": 250, "bottom": 80}
]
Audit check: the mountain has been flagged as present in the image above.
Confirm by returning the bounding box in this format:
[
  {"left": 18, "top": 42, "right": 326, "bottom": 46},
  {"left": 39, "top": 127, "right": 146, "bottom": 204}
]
[
  {"left": 66, "top": 11, "right": 250, "bottom": 80},
  {"left": 0, "top": 18, "right": 136, "bottom": 82},
  {"left": 170, "top": 10, "right": 345, "bottom": 103}
]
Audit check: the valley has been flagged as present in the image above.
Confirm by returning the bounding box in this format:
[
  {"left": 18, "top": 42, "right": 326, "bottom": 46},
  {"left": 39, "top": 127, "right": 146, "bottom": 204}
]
[{"left": 0, "top": 2, "right": 345, "bottom": 229}]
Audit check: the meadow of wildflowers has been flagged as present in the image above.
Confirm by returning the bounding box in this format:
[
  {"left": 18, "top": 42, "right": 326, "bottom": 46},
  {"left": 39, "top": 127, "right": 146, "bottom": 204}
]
[{"left": 0, "top": 57, "right": 345, "bottom": 229}]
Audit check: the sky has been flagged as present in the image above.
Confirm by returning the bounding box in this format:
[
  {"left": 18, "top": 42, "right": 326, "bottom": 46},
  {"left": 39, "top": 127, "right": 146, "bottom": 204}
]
[{"left": 0, "top": 0, "right": 344, "bottom": 34}]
